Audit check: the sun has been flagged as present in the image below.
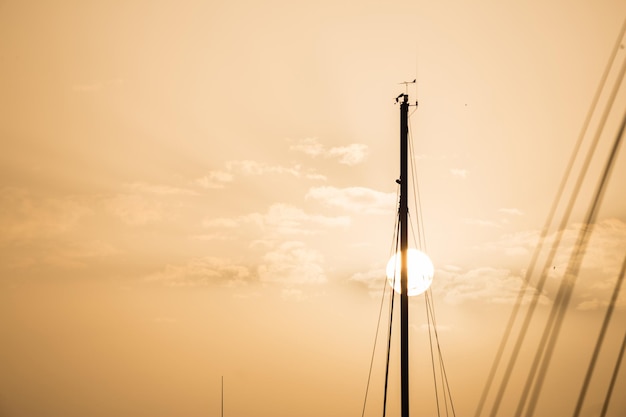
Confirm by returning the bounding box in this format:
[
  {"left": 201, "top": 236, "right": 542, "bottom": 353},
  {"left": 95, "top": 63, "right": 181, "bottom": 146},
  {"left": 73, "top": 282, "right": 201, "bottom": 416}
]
[{"left": 386, "top": 248, "right": 434, "bottom": 296}]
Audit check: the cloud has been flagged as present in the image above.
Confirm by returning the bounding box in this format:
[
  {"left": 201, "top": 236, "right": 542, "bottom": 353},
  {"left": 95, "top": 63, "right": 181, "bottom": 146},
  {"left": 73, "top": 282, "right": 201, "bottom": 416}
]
[
  {"left": 328, "top": 144, "right": 369, "bottom": 165},
  {"left": 105, "top": 194, "right": 163, "bottom": 225},
  {"left": 289, "top": 137, "right": 325, "bottom": 157},
  {"left": 0, "top": 188, "right": 91, "bottom": 244},
  {"left": 306, "top": 186, "right": 396, "bottom": 215},
  {"left": 257, "top": 241, "right": 326, "bottom": 285},
  {"left": 477, "top": 219, "right": 626, "bottom": 310},
  {"left": 499, "top": 208, "right": 524, "bottom": 216},
  {"left": 195, "top": 160, "right": 325, "bottom": 190},
  {"left": 350, "top": 267, "right": 387, "bottom": 297},
  {"left": 146, "top": 256, "right": 251, "bottom": 287},
  {"left": 305, "top": 173, "right": 328, "bottom": 181},
  {"left": 203, "top": 203, "right": 350, "bottom": 236},
  {"left": 434, "top": 266, "right": 545, "bottom": 305},
  {"left": 450, "top": 168, "right": 468, "bottom": 179},
  {"left": 290, "top": 137, "right": 369, "bottom": 165},
  {"left": 195, "top": 171, "right": 234, "bottom": 189},
  {"left": 226, "top": 160, "right": 302, "bottom": 176}
]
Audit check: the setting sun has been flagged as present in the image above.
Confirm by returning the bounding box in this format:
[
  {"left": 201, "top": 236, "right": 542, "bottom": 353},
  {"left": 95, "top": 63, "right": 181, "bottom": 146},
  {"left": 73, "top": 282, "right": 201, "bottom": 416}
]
[{"left": 386, "top": 248, "right": 434, "bottom": 296}]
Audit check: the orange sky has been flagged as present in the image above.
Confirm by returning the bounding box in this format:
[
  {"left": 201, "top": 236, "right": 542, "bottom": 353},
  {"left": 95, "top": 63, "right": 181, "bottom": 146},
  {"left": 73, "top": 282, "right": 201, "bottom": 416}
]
[{"left": 1, "top": 1, "right": 626, "bottom": 416}]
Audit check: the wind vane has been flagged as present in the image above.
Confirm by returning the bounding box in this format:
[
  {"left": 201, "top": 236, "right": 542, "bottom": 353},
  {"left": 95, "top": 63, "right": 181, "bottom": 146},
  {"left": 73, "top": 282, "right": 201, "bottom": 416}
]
[{"left": 398, "top": 79, "right": 416, "bottom": 95}]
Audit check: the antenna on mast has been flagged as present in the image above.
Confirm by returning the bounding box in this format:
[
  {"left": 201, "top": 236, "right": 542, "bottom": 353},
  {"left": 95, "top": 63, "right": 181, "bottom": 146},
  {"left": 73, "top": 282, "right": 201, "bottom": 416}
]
[{"left": 398, "top": 79, "right": 416, "bottom": 95}]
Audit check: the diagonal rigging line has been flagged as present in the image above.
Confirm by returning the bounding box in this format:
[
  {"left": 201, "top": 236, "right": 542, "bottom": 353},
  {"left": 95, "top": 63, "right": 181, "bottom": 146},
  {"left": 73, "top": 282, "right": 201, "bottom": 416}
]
[
  {"left": 426, "top": 291, "right": 443, "bottom": 417},
  {"left": 480, "top": 17, "right": 626, "bottom": 417},
  {"left": 522, "top": 109, "right": 626, "bottom": 417},
  {"left": 384, "top": 190, "right": 402, "bottom": 417},
  {"left": 600, "top": 320, "right": 626, "bottom": 417},
  {"left": 361, "top": 186, "right": 400, "bottom": 417},
  {"left": 573, "top": 253, "right": 626, "bottom": 417},
  {"left": 408, "top": 112, "right": 427, "bottom": 251},
  {"left": 427, "top": 290, "right": 457, "bottom": 417}
]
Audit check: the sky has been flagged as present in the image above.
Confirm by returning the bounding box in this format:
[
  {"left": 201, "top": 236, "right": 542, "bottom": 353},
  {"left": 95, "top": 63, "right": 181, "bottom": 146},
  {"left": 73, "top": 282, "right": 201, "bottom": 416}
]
[{"left": 1, "top": 0, "right": 626, "bottom": 416}]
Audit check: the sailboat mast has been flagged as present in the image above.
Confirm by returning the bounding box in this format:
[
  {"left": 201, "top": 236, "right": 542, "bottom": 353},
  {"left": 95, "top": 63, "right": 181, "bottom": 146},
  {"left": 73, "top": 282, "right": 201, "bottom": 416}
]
[{"left": 399, "top": 94, "right": 410, "bottom": 417}]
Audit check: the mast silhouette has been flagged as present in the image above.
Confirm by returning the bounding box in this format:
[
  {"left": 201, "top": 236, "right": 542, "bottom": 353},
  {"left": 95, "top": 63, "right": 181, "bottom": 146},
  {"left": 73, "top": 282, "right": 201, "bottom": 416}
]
[{"left": 399, "top": 93, "right": 410, "bottom": 417}]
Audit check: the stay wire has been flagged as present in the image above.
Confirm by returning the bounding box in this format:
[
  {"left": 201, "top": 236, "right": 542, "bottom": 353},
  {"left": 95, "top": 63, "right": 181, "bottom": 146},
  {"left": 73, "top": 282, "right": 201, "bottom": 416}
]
[
  {"left": 427, "top": 289, "right": 457, "bottom": 417},
  {"left": 484, "top": 21, "right": 626, "bottom": 417},
  {"left": 383, "top": 230, "right": 400, "bottom": 417},
  {"left": 407, "top": 214, "right": 457, "bottom": 417},
  {"left": 409, "top": 108, "right": 458, "bottom": 417},
  {"left": 600, "top": 322, "right": 626, "bottom": 417},
  {"left": 573, "top": 252, "right": 626, "bottom": 417},
  {"left": 426, "top": 291, "right": 443, "bottom": 417},
  {"left": 361, "top": 185, "right": 401, "bottom": 417},
  {"left": 383, "top": 190, "right": 403, "bottom": 417},
  {"left": 515, "top": 56, "right": 626, "bottom": 417},
  {"left": 522, "top": 108, "right": 626, "bottom": 417},
  {"left": 408, "top": 112, "right": 427, "bottom": 251}
]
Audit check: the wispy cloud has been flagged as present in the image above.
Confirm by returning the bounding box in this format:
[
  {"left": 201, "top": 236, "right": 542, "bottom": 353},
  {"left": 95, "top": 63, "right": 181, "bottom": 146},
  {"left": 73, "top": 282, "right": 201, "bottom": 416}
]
[
  {"left": 328, "top": 144, "right": 369, "bottom": 166},
  {"left": 290, "top": 138, "right": 369, "bottom": 165},
  {"left": 476, "top": 219, "right": 626, "bottom": 310},
  {"left": 350, "top": 267, "right": 387, "bottom": 297},
  {"left": 105, "top": 194, "right": 163, "bottom": 225},
  {"left": 289, "top": 137, "right": 325, "bottom": 156},
  {"left": 0, "top": 188, "right": 91, "bottom": 243},
  {"left": 306, "top": 186, "right": 395, "bottom": 215},
  {"left": 450, "top": 168, "right": 469, "bottom": 179},
  {"left": 258, "top": 241, "right": 326, "bottom": 285},
  {"left": 195, "top": 161, "right": 325, "bottom": 190},
  {"left": 195, "top": 171, "right": 234, "bottom": 189},
  {"left": 434, "top": 267, "right": 544, "bottom": 305},
  {"left": 146, "top": 256, "right": 251, "bottom": 287},
  {"left": 202, "top": 203, "right": 350, "bottom": 236},
  {"left": 499, "top": 208, "right": 524, "bottom": 216},
  {"left": 226, "top": 160, "right": 303, "bottom": 176}
]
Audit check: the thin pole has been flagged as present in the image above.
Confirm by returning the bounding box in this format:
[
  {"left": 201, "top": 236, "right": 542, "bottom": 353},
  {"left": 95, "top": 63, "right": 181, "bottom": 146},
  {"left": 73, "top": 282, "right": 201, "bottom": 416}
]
[{"left": 400, "top": 94, "right": 410, "bottom": 417}]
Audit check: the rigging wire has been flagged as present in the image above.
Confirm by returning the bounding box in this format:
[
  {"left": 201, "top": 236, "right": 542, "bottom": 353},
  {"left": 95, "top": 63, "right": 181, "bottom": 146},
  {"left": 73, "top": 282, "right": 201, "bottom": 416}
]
[
  {"left": 383, "top": 226, "right": 401, "bottom": 417},
  {"left": 408, "top": 109, "right": 458, "bottom": 417},
  {"left": 427, "top": 290, "right": 458, "bottom": 417},
  {"left": 522, "top": 108, "right": 626, "bottom": 417},
  {"left": 515, "top": 56, "right": 626, "bottom": 417},
  {"left": 600, "top": 322, "right": 626, "bottom": 417},
  {"left": 573, "top": 253, "right": 626, "bottom": 417},
  {"left": 425, "top": 290, "right": 443, "bottom": 417},
  {"left": 483, "top": 20, "right": 626, "bottom": 417},
  {"left": 361, "top": 185, "right": 401, "bottom": 417},
  {"left": 408, "top": 109, "right": 427, "bottom": 251}
]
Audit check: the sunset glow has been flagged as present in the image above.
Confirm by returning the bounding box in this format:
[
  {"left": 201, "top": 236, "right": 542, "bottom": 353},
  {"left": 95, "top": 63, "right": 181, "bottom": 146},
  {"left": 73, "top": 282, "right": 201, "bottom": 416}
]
[
  {"left": 1, "top": 1, "right": 625, "bottom": 417},
  {"left": 386, "top": 248, "right": 434, "bottom": 296}
]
